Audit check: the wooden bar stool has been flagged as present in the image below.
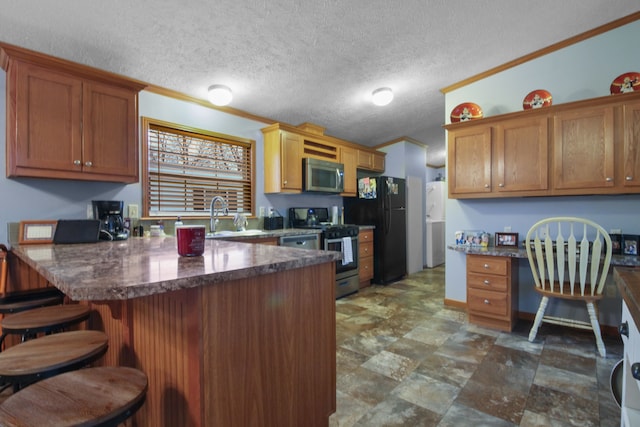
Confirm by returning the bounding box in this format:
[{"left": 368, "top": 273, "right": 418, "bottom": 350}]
[
  {"left": 0, "top": 245, "right": 63, "bottom": 316},
  {"left": 0, "top": 304, "right": 91, "bottom": 348},
  {"left": 0, "top": 366, "right": 148, "bottom": 426},
  {"left": 0, "top": 330, "right": 108, "bottom": 391}
]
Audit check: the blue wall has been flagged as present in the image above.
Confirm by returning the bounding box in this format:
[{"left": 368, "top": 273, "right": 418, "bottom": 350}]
[
  {"left": 0, "top": 80, "right": 344, "bottom": 245},
  {"left": 444, "top": 19, "right": 640, "bottom": 326}
]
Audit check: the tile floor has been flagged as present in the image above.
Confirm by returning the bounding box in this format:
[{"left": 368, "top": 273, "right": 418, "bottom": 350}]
[{"left": 330, "top": 265, "right": 623, "bottom": 427}]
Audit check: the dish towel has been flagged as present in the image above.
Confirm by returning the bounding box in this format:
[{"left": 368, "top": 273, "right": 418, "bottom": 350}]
[{"left": 342, "top": 237, "right": 353, "bottom": 266}]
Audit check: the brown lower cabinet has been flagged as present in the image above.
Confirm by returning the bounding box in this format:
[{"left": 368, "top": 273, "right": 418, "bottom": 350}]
[
  {"left": 358, "top": 229, "right": 374, "bottom": 288},
  {"left": 466, "top": 254, "right": 518, "bottom": 331}
]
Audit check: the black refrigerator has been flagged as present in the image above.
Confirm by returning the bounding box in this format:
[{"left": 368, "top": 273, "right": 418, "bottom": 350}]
[{"left": 344, "top": 176, "right": 406, "bottom": 284}]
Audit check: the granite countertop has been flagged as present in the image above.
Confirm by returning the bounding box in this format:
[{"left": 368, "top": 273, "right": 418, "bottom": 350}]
[
  {"left": 615, "top": 268, "right": 640, "bottom": 331},
  {"left": 11, "top": 237, "right": 340, "bottom": 301},
  {"left": 448, "top": 244, "right": 640, "bottom": 267}
]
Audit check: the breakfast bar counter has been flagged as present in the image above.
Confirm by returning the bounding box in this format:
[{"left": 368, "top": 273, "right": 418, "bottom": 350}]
[{"left": 10, "top": 238, "right": 340, "bottom": 427}]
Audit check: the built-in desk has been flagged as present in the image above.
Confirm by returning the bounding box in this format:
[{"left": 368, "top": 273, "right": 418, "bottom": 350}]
[
  {"left": 449, "top": 245, "right": 640, "bottom": 332},
  {"left": 11, "top": 238, "right": 340, "bottom": 427}
]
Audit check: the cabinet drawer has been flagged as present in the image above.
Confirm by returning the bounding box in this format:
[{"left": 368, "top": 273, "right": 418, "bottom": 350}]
[
  {"left": 467, "top": 288, "right": 508, "bottom": 318},
  {"left": 359, "top": 256, "right": 373, "bottom": 281},
  {"left": 359, "top": 241, "right": 373, "bottom": 258},
  {"left": 467, "top": 256, "right": 508, "bottom": 276},
  {"left": 359, "top": 230, "right": 373, "bottom": 243},
  {"left": 467, "top": 272, "right": 508, "bottom": 292}
]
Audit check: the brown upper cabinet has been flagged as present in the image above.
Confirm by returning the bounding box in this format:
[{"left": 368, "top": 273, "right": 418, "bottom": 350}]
[
  {"left": 356, "top": 149, "right": 385, "bottom": 172},
  {"left": 1, "top": 43, "right": 146, "bottom": 183},
  {"left": 445, "top": 91, "right": 640, "bottom": 199},
  {"left": 261, "top": 122, "right": 385, "bottom": 195}
]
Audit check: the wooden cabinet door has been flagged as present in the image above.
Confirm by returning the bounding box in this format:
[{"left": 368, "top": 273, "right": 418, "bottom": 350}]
[
  {"left": 448, "top": 126, "right": 492, "bottom": 196},
  {"left": 8, "top": 61, "right": 83, "bottom": 176},
  {"left": 372, "top": 152, "right": 385, "bottom": 172},
  {"left": 281, "top": 131, "right": 302, "bottom": 190},
  {"left": 356, "top": 150, "right": 372, "bottom": 169},
  {"left": 340, "top": 146, "right": 357, "bottom": 195},
  {"left": 622, "top": 101, "right": 640, "bottom": 188},
  {"left": 495, "top": 116, "right": 548, "bottom": 193},
  {"left": 553, "top": 106, "right": 614, "bottom": 190},
  {"left": 83, "top": 81, "right": 138, "bottom": 181}
]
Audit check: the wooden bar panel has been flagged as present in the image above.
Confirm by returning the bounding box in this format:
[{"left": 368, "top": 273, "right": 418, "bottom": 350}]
[
  {"left": 202, "top": 263, "right": 336, "bottom": 426},
  {"left": 130, "top": 288, "right": 201, "bottom": 426}
]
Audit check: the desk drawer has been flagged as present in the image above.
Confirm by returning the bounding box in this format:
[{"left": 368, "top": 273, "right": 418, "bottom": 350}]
[
  {"left": 468, "top": 288, "right": 508, "bottom": 318},
  {"left": 467, "top": 256, "right": 508, "bottom": 276},
  {"left": 467, "top": 272, "right": 508, "bottom": 292}
]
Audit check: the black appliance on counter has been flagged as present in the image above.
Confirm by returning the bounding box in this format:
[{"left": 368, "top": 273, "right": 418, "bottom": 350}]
[
  {"left": 343, "top": 176, "right": 406, "bottom": 284},
  {"left": 289, "top": 207, "right": 359, "bottom": 299},
  {"left": 92, "top": 200, "right": 128, "bottom": 241}
]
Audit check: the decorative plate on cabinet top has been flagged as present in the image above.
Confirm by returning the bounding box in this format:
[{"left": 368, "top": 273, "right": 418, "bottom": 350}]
[
  {"left": 450, "top": 102, "right": 483, "bottom": 123},
  {"left": 610, "top": 72, "right": 640, "bottom": 94},
  {"left": 523, "top": 89, "right": 552, "bottom": 109}
]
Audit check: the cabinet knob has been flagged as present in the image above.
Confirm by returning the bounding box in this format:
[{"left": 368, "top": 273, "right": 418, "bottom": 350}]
[
  {"left": 483, "top": 264, "right": 489, "bottom": 269},
  {"left": 84, "top": 161, "right": 93, "bottom": 167},
  {"left": 73, "top": 160, "right": 81, "bottom": 165},
  {"left": 484, "top": 184, "right": 490, "bottom": 188},
  {"left": 483, "top": 299, "right": 490, "bottom": 305},
  {"left": 283, "top": 180, "right": 288, "bottom": 185},
  {"left": 605, "top": 177, "right": 613, "bottom": 182},
  {"left": 626, "top": 176, "right": 634, "bottom": 181},
  {"left": 483, "top": 279, "right": 490, "bottom": 285},
  {"left": 498, "top": 183, "right": 504, "bottom": 187},
  {"left": 632, "top": 363, "right": 640, "bottom": 381},
  {"left": 619, "top": 321, "right": 629, "bottom": 337}
]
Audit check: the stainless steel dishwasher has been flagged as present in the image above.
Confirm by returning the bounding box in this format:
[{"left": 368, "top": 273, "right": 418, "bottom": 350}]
[{"left": 279, "top": 233, "right": 320, "bottom": 250}]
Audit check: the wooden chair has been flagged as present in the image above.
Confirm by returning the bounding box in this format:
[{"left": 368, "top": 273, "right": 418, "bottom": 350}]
[
  {"left": 0, "top": 330, "right": 108, "bottom": 391},
  {"left": 525, "top": 217, "right": 612, "bottom": 357},
  {"left": 0, "top": 366, "right": 148, "bottom": 426},
  {"left": 0, "top": 245, "right": 64, "bottom": 316}
]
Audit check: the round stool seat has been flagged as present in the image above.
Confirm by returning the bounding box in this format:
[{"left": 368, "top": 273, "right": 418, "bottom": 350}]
[
  {"left": 0, "top": 366, "right": 148, "bottom": 427},
  {"left": 1, "top": 304, "right": 90, "bottom": 335},
  {"left": 0, "top": 330, "right": 108, "bottom": 388}
]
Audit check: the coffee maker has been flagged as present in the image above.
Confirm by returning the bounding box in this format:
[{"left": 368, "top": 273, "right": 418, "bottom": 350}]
[{"left": 92, "top": 200, "right": 128, "bottom": 241}]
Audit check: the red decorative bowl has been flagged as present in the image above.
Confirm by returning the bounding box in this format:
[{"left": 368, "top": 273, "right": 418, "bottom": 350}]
[
  {"left": 610, "top": 72, "right": 640, "bottom": 94},
  {"left": 450, "top": 102, "right": 483, "bottom": 123},
  {"left": 523, "top": 89, "right": 552, "bottom": 110}
]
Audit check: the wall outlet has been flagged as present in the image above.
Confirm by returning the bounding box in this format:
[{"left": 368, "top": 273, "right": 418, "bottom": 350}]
[
  {"left": 539, "top": 225, "right": 548, "bottom": 239},
  {"left": 504, "top": 226, "right": 511, "bottom": 232},
  {"left": 259, "top": 206, "right": 265, "bottom": 218},
  {"left": 610, "top": 228, "right": 622, "bottom": 234},
  {"left": 128, "top": 204, "right": 139, "bottom": 219},
  {"left": 86, "top": 203, "right": 93, "bottom": 219}
]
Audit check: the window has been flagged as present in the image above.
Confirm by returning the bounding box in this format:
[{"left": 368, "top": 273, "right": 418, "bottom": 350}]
[{"left": 142, "top": 117, "right": 255, "bottom": 218}]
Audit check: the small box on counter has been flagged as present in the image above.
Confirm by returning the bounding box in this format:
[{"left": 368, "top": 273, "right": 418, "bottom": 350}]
[{"left": 263, "top": 216, "right": 284, "bottom": 230}]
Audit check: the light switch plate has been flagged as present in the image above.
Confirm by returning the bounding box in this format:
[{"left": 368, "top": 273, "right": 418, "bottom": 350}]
[{"left": 128, "top": 204, "right": 139, "bottom": 219}]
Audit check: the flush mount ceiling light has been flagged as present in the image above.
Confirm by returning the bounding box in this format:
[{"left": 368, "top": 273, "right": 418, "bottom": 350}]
[
  {"left": 371, "top": 87, "right": 393, "bottom": 106},
  {"left": 207, "top": 84, "right": 233, "bottom": 106}
]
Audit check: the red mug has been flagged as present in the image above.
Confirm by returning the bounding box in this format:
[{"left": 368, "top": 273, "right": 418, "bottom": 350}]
[{"left": 176, "top": 226, "right": 206, "bottom": 257}]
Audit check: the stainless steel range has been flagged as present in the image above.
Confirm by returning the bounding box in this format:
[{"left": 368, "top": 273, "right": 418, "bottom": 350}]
[{"left": 288, "top": 208, "right": 360, "bottom": 299}]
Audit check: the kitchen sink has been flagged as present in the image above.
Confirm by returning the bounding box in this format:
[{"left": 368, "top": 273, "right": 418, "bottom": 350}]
[{"left": 205, "top": 229, "right": 265, "bottom": 238}]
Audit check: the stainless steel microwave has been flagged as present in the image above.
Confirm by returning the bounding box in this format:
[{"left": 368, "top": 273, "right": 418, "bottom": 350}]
[{"left": 303, "top": 158, "right": 344, "bottom": 193}]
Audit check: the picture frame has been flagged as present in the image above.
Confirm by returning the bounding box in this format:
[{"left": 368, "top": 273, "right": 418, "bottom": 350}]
[
  {"left": 495, "top": 232, "right": 519, "bottom": 247},
  {"left": 18, "top": 220, "right": 57, "bottom": 245},
  {"left": 610, "top": 233, "right": 622, "bottom": 255},
  {"left": 622, "top": 234, "right": 639, "bottom": 256}
]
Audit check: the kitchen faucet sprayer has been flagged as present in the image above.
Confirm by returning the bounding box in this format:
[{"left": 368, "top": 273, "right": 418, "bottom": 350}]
[{"left": 209, "top": 196, "right": 228, "bottom": 233}]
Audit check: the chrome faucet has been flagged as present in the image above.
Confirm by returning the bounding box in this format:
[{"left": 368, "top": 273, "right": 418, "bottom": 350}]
[{"left": 209, "top": 196, "right": 228, "bottom": 233}]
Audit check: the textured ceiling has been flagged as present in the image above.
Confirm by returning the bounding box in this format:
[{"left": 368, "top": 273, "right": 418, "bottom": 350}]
[{"left": 0, "top": 1, "right": 638, "bottom": 166}]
